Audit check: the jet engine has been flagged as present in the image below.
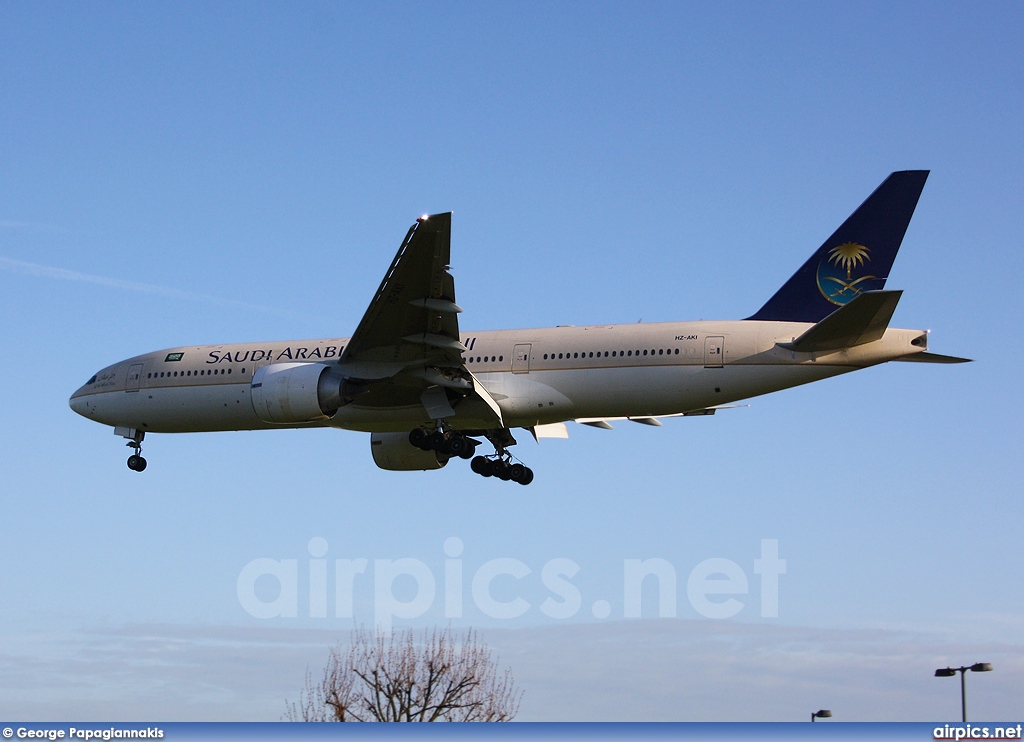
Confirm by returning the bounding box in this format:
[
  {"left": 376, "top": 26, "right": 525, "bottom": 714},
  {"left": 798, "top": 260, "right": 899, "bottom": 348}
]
[
  {"left": 370, "top": 432, "right": 448, "bottom": 471},
  {"left": 250, "top": 362, "right": 364, "bottom": 424}
]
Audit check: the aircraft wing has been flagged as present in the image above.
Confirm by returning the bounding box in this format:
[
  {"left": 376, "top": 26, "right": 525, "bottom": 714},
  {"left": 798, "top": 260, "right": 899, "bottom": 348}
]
[
  {"left": 341, "top": 213, "right": 465, "bottom": 372},
  {"left": 336, "top": 213, "right": 503, "bottom": 428}
]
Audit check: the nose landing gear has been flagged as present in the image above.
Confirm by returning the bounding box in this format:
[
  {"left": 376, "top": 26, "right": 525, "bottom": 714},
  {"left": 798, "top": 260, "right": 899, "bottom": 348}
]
[{"left": 120, "top": 429, "right": 147, "bottom": 472}]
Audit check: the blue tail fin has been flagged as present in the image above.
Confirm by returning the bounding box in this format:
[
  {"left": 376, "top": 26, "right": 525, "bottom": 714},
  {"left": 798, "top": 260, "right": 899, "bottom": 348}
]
[{"left": 746, "top": 170, "right": 929, "bottom": 323}]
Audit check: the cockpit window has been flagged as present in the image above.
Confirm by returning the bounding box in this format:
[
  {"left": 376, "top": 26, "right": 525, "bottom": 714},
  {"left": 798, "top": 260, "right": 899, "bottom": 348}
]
[{"left": 87, "top": 375, "right": 97, "bottom": 385}]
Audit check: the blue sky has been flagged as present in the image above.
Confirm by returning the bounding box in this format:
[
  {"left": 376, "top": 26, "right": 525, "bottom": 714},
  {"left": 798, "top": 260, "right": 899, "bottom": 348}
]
[{"left": 1, "top": 1, "right": 1022, "bottom": 722}]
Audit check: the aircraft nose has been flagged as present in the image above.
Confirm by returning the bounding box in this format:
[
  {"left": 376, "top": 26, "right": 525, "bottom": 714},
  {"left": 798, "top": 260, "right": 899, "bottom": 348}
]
[
  {"left": 69, "top": 391, "right": 90, "bottom": 417},
  {"left": 70, "top": 373, "right": 100, "bottom": 418}
]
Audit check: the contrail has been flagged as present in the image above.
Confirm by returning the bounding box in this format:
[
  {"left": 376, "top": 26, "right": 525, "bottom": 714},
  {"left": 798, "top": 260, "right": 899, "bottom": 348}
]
[{"left": 0, "top": 255, "right": 314, "bottom": 320}]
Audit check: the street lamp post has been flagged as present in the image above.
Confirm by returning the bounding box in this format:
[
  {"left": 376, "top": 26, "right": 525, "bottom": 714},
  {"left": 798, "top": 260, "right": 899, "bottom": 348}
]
[
  {"left": 934, "top": 663, "right": 993, "bottom": 722},
  {"left": 811, "top": 710, "right": 832, "bottom": 722}
]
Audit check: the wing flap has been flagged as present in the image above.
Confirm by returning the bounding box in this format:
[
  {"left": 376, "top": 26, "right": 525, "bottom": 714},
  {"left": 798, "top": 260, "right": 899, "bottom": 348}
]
[
  {"left": 574, "top": 405, "right": 747, "bottom": 429},
  {"left": 531, "top": 423, "right": 569, "bottom": 440},
  {"left": 445, "top": 371, "right": 505, "bottom": 429}
]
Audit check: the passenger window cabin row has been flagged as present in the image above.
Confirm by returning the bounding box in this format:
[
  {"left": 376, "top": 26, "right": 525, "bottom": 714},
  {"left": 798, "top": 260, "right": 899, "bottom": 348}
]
[
  {"left": 543, "top": 348, "right": 681, "bottom": 360},
  {"left": 147, "top": 368, "right": 245, "bottom": 379},
  {"left": 145, "top": 346, "right": 684, "bottom": 381},
  {"left": 461, "top": 348, "right": 683, "bottom": 365}
]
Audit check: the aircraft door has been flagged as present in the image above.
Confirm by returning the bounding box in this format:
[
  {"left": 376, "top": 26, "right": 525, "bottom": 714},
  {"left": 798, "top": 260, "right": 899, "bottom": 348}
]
[
  {"left": 704, "top": 336, "right": 724, "bottom": 368},
  {"left": 126, "top": 363, "right": 143, "bottom": 392},
  {"left": 512, "top": 344, "right": 532, "bottom": 374}
]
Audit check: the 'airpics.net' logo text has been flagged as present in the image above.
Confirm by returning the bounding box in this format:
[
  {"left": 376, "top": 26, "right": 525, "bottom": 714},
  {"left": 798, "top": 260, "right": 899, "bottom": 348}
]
[{"left": 237, "top": 538, "right": 786, "bottom": 630}]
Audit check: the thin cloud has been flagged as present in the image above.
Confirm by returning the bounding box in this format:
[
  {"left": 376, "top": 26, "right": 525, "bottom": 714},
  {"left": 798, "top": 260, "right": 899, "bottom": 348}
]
[
  {"left": 1, "top": 619, "right": 1020, "bottom": 721},
  {"left": 0, "top": 255, "right": 313, "bottom": 320},
  {"left": 0, "top": 220, "right": 71, "bottom": 233}
]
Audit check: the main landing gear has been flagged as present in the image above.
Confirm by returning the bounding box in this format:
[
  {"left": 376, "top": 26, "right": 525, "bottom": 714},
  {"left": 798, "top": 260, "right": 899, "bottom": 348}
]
[
  {"left": 470, "top": 455, "right": 534, "bottom": 485},
  {"left": 407, "top": 426, "right": 535, "bottom": 485},
  {"left": 125, "top": 430, "right": 147, "bottom": 472},
  {"left": 470, "top": 429, "right": 534, "bottom": 485},
  {"left": 408, "top": 427, "right": 479, "bottom": 460}
]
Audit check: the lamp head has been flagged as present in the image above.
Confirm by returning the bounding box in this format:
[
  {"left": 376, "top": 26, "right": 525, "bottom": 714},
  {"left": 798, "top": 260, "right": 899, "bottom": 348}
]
[
  {"left": 970, "top": 663, "right": 993, "bottom": 672},
  {"left": 935, "top": 668, "right": 957, "bottom": 677}
]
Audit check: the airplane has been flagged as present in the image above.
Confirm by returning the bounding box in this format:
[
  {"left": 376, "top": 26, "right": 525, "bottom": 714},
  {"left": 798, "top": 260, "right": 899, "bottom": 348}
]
[{"left": 69, "top": 170, "right": 968, "bottom": 485}]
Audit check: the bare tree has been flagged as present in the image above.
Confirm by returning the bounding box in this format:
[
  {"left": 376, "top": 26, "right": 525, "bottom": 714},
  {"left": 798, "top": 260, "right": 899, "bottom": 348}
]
[{"left": 286, "top": 626, "right": 522, "bottom": 722}]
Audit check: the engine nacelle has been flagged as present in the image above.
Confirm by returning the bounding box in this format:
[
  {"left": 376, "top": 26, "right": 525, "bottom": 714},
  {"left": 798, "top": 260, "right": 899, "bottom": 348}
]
[
  {"left": 370, "top": 432, "right": 447, "bottom": 471},
  {"left": 251, "top": 363, "right": 336, "bottom": 424}
]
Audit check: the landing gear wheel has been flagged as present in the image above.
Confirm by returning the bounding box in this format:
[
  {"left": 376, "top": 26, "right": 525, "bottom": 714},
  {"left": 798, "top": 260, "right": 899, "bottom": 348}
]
[
  {"left": 408, "top": 427, "right": 429, "bottom": 450},
  {"left": 124, "top": 430, "right": 147, "bottom": 472},
  {"left": 428, "top": 430, "right": 447, "bottom": 451},
  {"left": 493, "top": 460, "right": 512, "bottom": 481},
  {"left": 447, "top": 436, "right": 469, "bottom": 458},
  {"left": 459, "top": 441, "right": 477, "bottom": 460},
  {"left": 508, "top": 464, "right": 534, "bottom": 485},
  {"left": 471, "top": 455, "right": 492, "bottom": 477},
  {"left": 471, "top": 430, "right": 535, "bottom": 483}
]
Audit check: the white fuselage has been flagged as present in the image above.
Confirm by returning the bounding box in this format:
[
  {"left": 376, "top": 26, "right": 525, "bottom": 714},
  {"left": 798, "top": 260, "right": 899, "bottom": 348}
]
[{"left": 69, "top": 320, "right": 929, "bottom": 435}]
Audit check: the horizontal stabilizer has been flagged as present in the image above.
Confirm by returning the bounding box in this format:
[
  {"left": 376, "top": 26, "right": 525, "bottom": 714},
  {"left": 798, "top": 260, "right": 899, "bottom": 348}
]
[
  {"left": 894, "top": 351, "right": 973, "bottom": 364},
  {"left": 782, "top": 290, "right": 902, "bottom": 353}
]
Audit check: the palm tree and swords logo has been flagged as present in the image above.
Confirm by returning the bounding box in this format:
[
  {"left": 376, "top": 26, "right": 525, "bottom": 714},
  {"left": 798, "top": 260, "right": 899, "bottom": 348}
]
[{"left": 816, "top": 242, "right": 876, "bottom": 305}]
